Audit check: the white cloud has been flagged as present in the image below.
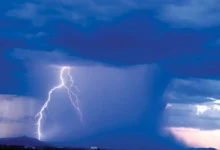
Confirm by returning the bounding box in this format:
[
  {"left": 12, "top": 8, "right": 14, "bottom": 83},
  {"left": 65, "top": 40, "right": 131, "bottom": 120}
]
[
  {"left": 206, "top": 97, "right": 220, "bottom": 104},
  {"left": 164, "top": 78, "right": 220, "bottom": 129},
  {"left": 195, "top": 105, "right": 211, "bottom": 115},
  {"left": 165, "top": 103, "right": 172, "bottom": 109}
]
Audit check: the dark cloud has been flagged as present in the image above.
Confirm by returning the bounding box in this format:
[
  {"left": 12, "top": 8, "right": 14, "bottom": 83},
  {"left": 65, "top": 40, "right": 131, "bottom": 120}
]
[
  {"left": 0, "top": 55, "right": 30, "bottom": 95},
  {"left": 48, "top": 10, "right": 209, "bottom": 66},
  {"left": 44, "top": 10, "right": 220, "bottom": 78},
  {"left": 164, "top": 92, "right": 209, "bottom": 104},
  {"left": 4, "top": 0, "right": 183, "bottom": 26},
  {"left": 164, "top": 78, "right": 220, "bottom": 99},
  {"left": 161, "top": 50, "right": 220, "bottom": 77},
  {"left": 0, "top": 37, "right": 26, "bottom": 51},
  {"left": 9, "top": 49, "right": 99, "bottom": 67},
  {"left": 1, "top": 3, "right": 220, "bottom": 149},
  {"left": 4, "top": 9, "right": 219, "bottom": 77},
  {"left": 6, "top": 0, "right": 220, "bottom": 28},
  {"left": 0, "top": 18, "right": 24, "bottom": 29}
]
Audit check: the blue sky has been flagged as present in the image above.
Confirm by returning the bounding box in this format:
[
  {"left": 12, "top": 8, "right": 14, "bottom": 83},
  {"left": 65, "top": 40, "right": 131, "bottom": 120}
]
[{"left": 0, "top": 0, "right": 220, "bottom": 149}]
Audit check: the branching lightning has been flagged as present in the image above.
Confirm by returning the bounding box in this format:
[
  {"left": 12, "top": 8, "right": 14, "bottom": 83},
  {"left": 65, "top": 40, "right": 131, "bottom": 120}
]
[{"left": 35, "top": 66, "right": 82, "bottom": 140}]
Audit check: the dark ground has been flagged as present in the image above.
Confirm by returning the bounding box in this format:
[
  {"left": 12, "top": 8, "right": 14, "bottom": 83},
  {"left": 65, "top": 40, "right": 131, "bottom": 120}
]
[
  {"left": 0, "top": 145, "right": 217, "bottom": 150},
  {"left": 0, "top": 136, "right": 217, "bottom": 150},
  {"left": 0, "top": 145, "right": 97, "bottom": 150}
]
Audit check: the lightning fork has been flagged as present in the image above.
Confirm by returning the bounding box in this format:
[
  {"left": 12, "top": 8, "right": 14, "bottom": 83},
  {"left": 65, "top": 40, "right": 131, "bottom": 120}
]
[{"left": 35, "top": 66, "right": 82, "bottom": 140}]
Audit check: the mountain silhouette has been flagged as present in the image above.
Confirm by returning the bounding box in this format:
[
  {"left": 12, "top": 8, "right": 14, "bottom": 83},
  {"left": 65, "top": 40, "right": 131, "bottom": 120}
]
[
  {"left": 0, "top": 136, "right": 51, "bottom": 147},
  {"left": 0, "top": 136, "right": 217, "bottom": 150}
]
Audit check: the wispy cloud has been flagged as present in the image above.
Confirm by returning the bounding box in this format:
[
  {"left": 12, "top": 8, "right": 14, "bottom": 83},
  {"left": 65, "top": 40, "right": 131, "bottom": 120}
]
[
  {"left": 217, "top": 38, "right": 220, "bottom": 45},
  {"left": 6, "top": 0, "right": 139, "bottom": 25},
  {"left": 160, "top": 0, "right": 220, "bottom": 28},
  {"left": 9, "top": 48, "right": 99, "bottom": 66},
  {"left": 25, "top": 32, "right": 46, "bottom": 39},
  {"left": 206, "top": 97, "right": 220, "bottom": 104},
  {"left": 6, "top": 0, "right": 220, "bottom": 27}
]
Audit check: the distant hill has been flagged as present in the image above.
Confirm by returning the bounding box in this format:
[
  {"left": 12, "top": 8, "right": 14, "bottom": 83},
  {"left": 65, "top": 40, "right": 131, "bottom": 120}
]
[{"left": 0, "top": 136, "right": 51, "bottom": 147}]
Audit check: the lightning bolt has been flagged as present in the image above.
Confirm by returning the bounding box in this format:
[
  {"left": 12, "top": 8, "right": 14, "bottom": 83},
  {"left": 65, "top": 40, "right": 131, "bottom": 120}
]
[{"left": 35, "top": 66, "right": 83, "bottom": 140}]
